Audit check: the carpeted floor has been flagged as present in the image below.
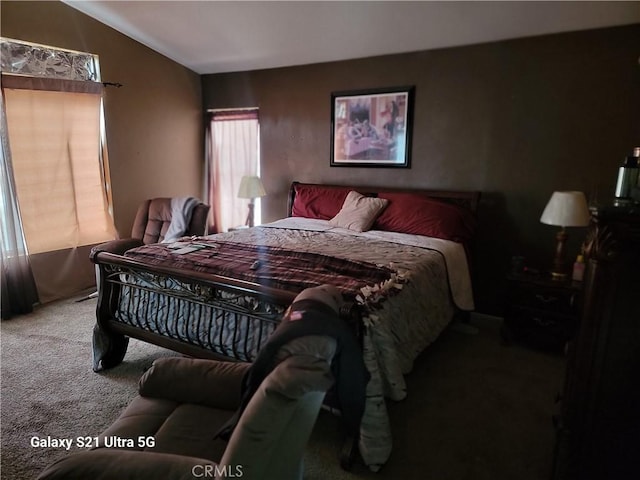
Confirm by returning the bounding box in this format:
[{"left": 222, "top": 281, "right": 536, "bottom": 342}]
[{"left": 1, "top": 294, "right": 565, "bottom": 479}]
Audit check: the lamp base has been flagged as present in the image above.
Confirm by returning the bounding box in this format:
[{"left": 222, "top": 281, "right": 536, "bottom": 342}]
[
  {"left": 550, "top": 228, "right": 569, "bottom": 281},
  {"left": 245, "top": 201, "right": 255, "bottom": 228}
]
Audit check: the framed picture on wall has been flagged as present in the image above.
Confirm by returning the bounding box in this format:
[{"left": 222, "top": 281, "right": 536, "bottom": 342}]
[{"left": 330, "top": 86, "right": 414, "bottom": 168}]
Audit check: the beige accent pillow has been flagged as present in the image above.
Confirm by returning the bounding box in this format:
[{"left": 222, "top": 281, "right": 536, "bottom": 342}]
[{"left": 329, "top": 191, "right": 389, "bottom": 232}]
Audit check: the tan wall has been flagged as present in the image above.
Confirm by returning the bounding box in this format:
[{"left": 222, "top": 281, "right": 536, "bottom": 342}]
[
  {"left": 2, "top": 0, "right": 203, "bottom": 301},
  {"left": 202, "top": 25, "right": 640, "bottom": 313},
  {"left": 1, "top": 0, "right": 204, "bottom": 237}
]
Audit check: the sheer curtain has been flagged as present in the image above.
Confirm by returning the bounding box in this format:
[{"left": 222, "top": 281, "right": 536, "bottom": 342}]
[
  {"left": 0, "top": 92, "right": 39, "bottom": 319},
  {"left": 206, "top": 109, "right": 260, "bottom": 233}
]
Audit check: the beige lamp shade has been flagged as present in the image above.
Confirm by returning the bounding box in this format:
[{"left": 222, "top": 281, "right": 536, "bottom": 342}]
[
  {"left": 540, "top": 191, "right": 590, "bottom": 228},
  {"left": 237, "top": 175, "right": 266, "bottom": 199}
]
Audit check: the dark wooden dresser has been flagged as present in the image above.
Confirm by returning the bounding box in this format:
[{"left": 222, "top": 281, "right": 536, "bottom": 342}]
[{"left": 552, "top": 204, "right": 640, "bottom": 479}]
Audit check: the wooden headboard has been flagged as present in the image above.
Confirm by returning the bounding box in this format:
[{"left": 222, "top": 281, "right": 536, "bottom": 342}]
[{"left": 287, "top": 181, "right": 481, "bottom": 217}]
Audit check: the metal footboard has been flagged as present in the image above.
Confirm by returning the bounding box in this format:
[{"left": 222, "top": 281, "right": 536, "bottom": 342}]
[{"left": 90, "top": 248, "right": 298, "bottom": 371}]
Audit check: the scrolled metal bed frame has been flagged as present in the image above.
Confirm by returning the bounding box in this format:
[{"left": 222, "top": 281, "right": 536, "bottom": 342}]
[{"left": 90, "top": 249, "right": 303, "bottom": 371}]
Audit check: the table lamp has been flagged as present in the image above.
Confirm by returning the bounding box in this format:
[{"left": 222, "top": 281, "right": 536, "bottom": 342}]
[
  {"left": 540, "top": 191, "right": 590, "bottom": 280},
  {"left": 237, "top": 175, "right": 266, "bottom": 227}
]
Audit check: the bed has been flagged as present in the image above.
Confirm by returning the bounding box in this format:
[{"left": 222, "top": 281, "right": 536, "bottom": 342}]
[{"left": 90, "top": 181, "right": 480, "bottom": 471}]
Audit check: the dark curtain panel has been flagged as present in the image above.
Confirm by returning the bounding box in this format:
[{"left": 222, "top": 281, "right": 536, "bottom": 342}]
[{"left": 1, "top": 248, "right": 39, "bottom": 319}]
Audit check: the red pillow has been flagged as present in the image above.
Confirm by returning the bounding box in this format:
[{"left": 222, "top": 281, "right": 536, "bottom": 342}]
[
  {"left": 374, "top": 192, "right": 476, "bottom": 242},
  {"left": 291, "top": 184, "right": 352, "bottom": 220}
]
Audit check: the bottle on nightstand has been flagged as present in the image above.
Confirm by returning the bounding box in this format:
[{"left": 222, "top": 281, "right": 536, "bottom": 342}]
[{"left": 572, "top": 254, "right": 585, "bottom": 282}]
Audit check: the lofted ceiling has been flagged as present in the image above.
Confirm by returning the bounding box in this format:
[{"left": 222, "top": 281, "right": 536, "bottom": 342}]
[{"left": 64, "top": 1, "right": 640, "bottom": 75}]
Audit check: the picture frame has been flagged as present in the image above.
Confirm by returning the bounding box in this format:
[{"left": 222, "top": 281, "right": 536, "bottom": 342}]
[{"left": 330, "top": 86, "right": 414, "bottom": 168}]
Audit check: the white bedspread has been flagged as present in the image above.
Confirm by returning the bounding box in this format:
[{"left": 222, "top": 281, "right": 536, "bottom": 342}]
[{"left": 262, "top": 217, "right": 474, "bottom": 310}]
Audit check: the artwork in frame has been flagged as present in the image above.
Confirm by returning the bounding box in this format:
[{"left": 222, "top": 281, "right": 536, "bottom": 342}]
[{"left": 330, "top": 86, "right": 414, "bottom": 168}]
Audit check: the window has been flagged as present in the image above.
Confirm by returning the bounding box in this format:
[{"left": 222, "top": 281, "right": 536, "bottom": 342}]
[
  {"left": 206, "top": 109, "right": 261, "bottom": 232},
  {"left": 3, "top": 82, "right": 114, "bottom": 253},
  {"left": 1, "top": 38, "right": 115, "bottom": 304}
]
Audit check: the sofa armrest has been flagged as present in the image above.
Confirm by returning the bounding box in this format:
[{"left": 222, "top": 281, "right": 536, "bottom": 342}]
[
  {"left": 138, "top": 357, "right": 250, "bottom": 410},
  {"left": 37, "top": 449, "right": 214, "bottom": 480},
  {"left": 91, "top": 238, "right": 144, "bottom": 257}
]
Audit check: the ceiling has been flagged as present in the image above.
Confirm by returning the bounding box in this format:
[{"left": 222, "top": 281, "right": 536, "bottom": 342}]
[{"left": 64, "top": 1, "right": 640, "bottom": 75}]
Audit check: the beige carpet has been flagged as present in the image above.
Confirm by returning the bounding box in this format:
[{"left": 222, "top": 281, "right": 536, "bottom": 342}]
[{"left": 1, "top": 295, "right": 565, "bottom": 479}]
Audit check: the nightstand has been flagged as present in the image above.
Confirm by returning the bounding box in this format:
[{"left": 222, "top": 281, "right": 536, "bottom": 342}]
[{"left": 502, "top": 272, "right": 582, "bottom": 352}]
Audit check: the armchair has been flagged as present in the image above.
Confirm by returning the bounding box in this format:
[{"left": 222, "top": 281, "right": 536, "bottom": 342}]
[
  {"left": 96, "top": 197, "right": 210, "bottom": 256},
  {"left": 37, "top": 336, "right": 336, "bottom": 480}
]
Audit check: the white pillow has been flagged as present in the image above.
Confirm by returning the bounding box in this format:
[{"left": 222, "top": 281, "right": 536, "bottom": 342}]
[{"left": 329, "top": 191, "right": 389, "bottom": 232}]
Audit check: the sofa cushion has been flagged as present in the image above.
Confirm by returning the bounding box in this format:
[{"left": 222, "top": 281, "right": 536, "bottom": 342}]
[
  {"left": 96, "top": 397, "right": 229, "bottom": 462},
  {"left": 131, "top": 198, "right": 172, "bottom": 244},
  {"left": 152, "top": 404, "right": 231, "bottom": 461},
  {"left": 139, "top": 357, "right": 250, "bottom": 410},
  {"left": 98, "top": 396, "right": 178, "bottom": 451}
]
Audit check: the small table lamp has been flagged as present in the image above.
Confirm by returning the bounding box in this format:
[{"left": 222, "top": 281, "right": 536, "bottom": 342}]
[
  {"left": 237, "top": 175, "right": 266, "bottom": 227},
  {"left": 540, "top": 191, "right": 591, "bottom": 280}
]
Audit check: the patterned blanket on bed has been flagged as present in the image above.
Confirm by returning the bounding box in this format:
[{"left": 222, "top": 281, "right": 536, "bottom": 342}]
[{"left": 124, "top": 240, "right": 401, "bottom": 306}]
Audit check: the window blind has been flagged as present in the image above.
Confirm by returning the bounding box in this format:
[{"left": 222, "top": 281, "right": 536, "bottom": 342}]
[{"left": 3, "top": 80, "right": 115, "bottom": 254}]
